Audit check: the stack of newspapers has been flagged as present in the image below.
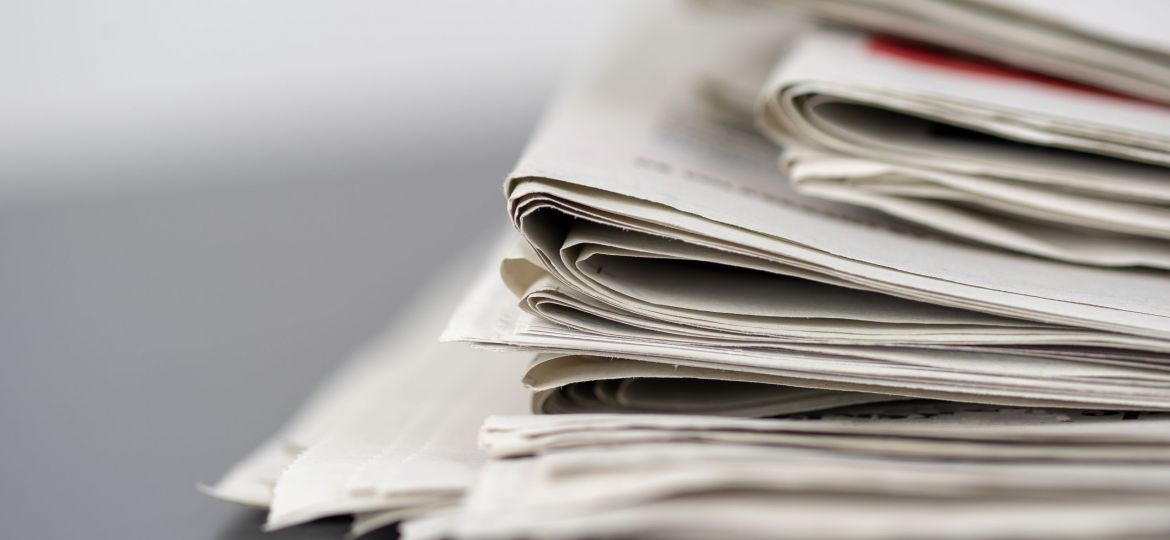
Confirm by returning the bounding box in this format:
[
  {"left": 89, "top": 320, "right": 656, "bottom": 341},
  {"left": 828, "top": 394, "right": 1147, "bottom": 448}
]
[{"left": 207, "top": 1, "right": 1170, "bottom": 538}]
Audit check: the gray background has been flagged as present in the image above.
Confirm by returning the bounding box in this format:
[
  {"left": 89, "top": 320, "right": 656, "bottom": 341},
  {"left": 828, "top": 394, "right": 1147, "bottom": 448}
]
[{"left": 0, "top": 2, "right": 618, "bottom": 538}]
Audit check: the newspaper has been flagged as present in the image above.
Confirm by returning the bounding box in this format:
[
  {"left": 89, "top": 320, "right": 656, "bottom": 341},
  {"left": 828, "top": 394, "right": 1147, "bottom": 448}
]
[
  {"left": 448, "top": 252, "right": 1170, "bottom": 410},
  {"left": 203, "top": 243, "right": 532, "bottom": 537},
  {"left": 527, "top": 355, "right": 903, "bottom": 417},
  {"left": 451, "top": 410, "right": 1170, "bottom": 539},
  {"left": 437, "top": 0, "right": 1170, "bottom": 411},
  {"left": 444, "top": 0, "right": 1170, "bottom": 409},
  {"left": 209, "top": 2, "right": 1170, "bottom": 538},
  {"left": 454, "top": 450, "right": 1170, "bottom": 539},
  {"left": 769, "top": 0, "right": 1170, "bottom": 105},
  {"left": 480, "top": 407, "right": 1170, "bottom": 461},
  {"left": 758, "top": 24, "right": 1170, "bottom": 267},
  {"left": 495, "top": 1, "right": 1170, "bottom": 338}
]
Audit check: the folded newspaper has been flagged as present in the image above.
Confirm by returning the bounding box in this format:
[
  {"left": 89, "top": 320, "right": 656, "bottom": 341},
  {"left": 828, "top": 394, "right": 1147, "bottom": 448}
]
[
  {"left": 771, "top": 0, "right": 1170, "bottom": 105},
  {"left": 456, "top": 408, "right": 1170, "bottom": 539},
  {"left": 204, "top": 252, "right": 532, "bottom": 537},
  {"left": 208, "top": 239, "right": 1170, "bottom": 540},
  {"left": 759, "top": 6, "right": 1170, "bottom": 267},
  {"left": 443, "top": 1, "right": 1170, "bottom": 411},
  {"left": 458, "top": 431, "right": 1170, "bottom": 540},
  {"left": 207, "top": 1, "right": 1170, "bottom": 538}
]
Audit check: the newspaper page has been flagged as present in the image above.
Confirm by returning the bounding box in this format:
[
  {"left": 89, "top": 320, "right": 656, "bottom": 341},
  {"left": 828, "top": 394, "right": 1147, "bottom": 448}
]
[
  {"left": 768, "top": 0, "right": 1170, "bottom": 104},
  {"left": 759, "top": 24, "right": 1170, "bottom": 266},
  {"left": 205, "top": 236, "right": 533, "bottom": 537},
  {"left": 502, "top": 1, "right": 1170, "bottom": 341}
]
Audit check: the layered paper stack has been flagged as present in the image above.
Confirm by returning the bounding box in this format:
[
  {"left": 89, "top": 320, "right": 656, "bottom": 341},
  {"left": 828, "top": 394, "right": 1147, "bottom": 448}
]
[{"left": 208, "top": 1, "right": 1170, "bottom": 538}]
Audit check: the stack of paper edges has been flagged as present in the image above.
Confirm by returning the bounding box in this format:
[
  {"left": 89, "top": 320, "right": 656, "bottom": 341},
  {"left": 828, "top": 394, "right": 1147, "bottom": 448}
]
[{"left": 209, "top": 2, "right": 1170, "bottom": 538}]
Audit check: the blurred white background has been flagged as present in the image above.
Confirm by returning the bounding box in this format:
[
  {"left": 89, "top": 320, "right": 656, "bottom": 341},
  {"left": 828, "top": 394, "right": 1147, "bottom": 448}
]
[
  {"left": 2, "top": 0, "right": 618, "bottom": 198},
  {"left": 0, "top": 2, "right": 619, "bottom": 538}
]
